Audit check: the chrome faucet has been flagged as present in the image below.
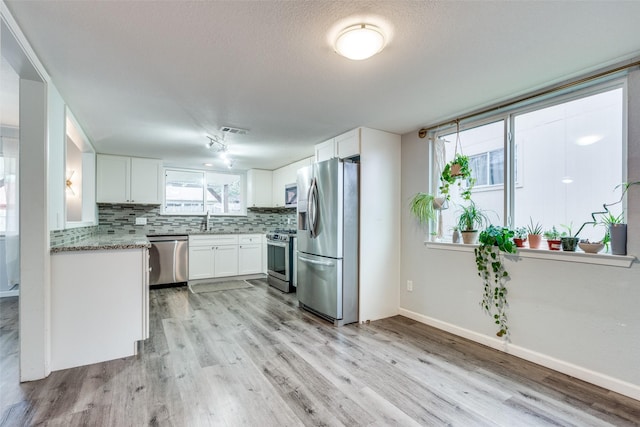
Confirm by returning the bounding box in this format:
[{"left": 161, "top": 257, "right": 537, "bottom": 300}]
[{"left": 205, "top": 210, "right": 210, "bottom": 231}]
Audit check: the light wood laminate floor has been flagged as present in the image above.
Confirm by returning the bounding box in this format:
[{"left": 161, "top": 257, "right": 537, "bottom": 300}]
[{"left": 1, "top": 279, "right": 639, "bottom": 426}]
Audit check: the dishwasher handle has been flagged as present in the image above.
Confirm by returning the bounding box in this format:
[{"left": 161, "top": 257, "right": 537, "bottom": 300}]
[{"left": 147, "top": 235, "right": 189, "bottom": 243}]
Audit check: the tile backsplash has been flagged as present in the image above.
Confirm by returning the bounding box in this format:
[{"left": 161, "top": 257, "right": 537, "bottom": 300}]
[
  {"left": 50, "top": 205, "right": 297, "bottom": 246},
  {"left": 97, "top": 204, "right": 296, "bottom": 235},
  {"left": 50, "top": 225, "right": 98, "bottom": 247}
]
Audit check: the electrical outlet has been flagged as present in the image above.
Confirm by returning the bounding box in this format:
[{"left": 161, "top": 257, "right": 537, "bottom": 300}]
[
  {"left": 135, "top": 217, "right": 147, "bottom": 225},
  {"left": 407, "top": 280, "right": 413, "bottom": 292}
]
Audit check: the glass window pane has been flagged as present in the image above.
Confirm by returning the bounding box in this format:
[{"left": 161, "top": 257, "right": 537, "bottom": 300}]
[
  {"left": 489, "top": 149, "right": 504, "bottom": 185},
  {"left": 469, "top": 154, "right": 488, "bottom": 186},
  {"left": 205, "top": 172, "right": 242, "bottom": 214},
  {"left": 164, "top": 170, "right": 204, "bottom": 213},
  {"left": 438, "top": 120, "right": 505, "bottom": 236},
  {"left": 513, "top": 88, "right": 623, "bottom": 243}
]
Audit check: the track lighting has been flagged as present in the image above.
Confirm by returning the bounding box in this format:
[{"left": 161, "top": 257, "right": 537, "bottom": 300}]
[
  {"left": 207, "top": 135, "right": 227, "bottom": 152},
  {"left": 207, "top": 135, "right": 234, "bottom": 168}
]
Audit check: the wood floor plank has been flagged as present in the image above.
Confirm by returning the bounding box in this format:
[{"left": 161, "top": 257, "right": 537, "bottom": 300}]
[{"left": 1, "top": 283, "right": 639, "bottom": 426}]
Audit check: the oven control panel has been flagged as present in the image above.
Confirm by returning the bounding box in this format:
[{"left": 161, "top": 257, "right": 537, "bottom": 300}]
[{"left": 266, "top": 229, "right": 297, "bottom": 242}]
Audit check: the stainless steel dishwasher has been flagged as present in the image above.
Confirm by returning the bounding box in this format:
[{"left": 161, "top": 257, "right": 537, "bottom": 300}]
[{"left": 147, "top": 235, "right": 189, "bottom": 286}]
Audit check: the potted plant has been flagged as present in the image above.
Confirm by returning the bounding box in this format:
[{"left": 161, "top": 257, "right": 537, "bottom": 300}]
[
  {"left": 439, "top": 153, "right": 475, "bottom": 201},
  {"left": 560, "top": 222, "right": 579, "bottom": 252},
  {"left": 475, "top": 225, "right": 517, "bottom": 338},
  {"left": 513, "top": 227, "right": 527, "bottom": 248},
  {"left": 451, "top": 226, "right": 461, "bottom": 243},
  {"left": 598, "top": 212, "right": 622, "bottom": 253},
  {"left": 457, "top": 201, "right": 489, "bottom": 244},
  {"left": 603, "top": 182, "right": 639, "bottom": 255},
  {"left": 544, "top": 226, "right": 562, "bottom": 250},
  {"left": 410, "top": 192, "right": 449, "bottom": 241},
  {"left": 526, "top": 218, "right": 543, "bottom": 249},
  {"left": 409, "top": 192, "right": 438, "bottom": 225},
  {"left": 579, "top": 181, "right": 639, "bottom": 255}
]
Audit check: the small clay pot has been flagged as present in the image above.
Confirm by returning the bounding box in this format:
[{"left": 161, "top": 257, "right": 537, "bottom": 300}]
[
  {"left": 513, "top": 237, "right": 527, "bottom": 248},
  {"left": 547, "top": 239, "right": 562, "bottom": 251},
  {"left": 461, "top": 230, "right": 479, "bottom": 244},
  {"left": 527, "top": 234, "right": 542, "bottom": 249}
]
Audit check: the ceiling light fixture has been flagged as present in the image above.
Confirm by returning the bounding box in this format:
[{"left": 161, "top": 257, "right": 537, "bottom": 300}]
[
  {"left": 207, "top": 135, "right": 234, "bottom": 168},
  {"left": 561, "top": 176, "right": 574, "bottom": 184},
  {"left": 334, "top": 24, "right": 386, "bottom": 60},
  {"left": 207, "top": 135, "right": 226, "bottom": 152}
]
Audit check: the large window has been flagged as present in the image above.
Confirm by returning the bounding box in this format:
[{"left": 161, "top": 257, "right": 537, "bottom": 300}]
[
  {"left": 433, "top": 82, "right": 624, "bottom": 244},
  {"left": 437, "top": 120, "right": 506, "bottom": 235},
  {"left": 164, "top": 169, "right": 245, "bottom": 215}
]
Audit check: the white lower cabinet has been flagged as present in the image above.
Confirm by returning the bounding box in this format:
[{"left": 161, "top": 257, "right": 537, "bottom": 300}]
[
  {"left": 214, "top": 245, "right": 239, "bottom": 278},
  {"left": 188, "top": 245, "right": 215, "bottom": 280},
  {"left": 189, "top": 234, "right": 263, "bottom": 280},
  {"left": 50, "top": 248, "right": 149, "bottom": 371},
  {"left": 238, "top": 234, "right": 263, "bottom": 274}
]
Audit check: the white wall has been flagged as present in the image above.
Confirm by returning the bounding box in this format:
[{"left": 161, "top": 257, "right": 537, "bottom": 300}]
[
  {"left": 2, "top": 1, "right": 70, "bottom": 381},
  {"left": 48, "top": 85, "right": 65, "bottom": 231},
  {"left": 400, "top": 68, "right": 640, "bottom": 400}
]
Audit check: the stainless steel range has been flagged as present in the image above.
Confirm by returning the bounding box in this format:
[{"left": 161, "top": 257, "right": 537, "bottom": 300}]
[{"left": 266, "top": 229, "right": 296, "bottom": 293}]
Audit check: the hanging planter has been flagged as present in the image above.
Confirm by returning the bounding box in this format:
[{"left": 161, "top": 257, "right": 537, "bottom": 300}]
[{"left": 439, "top": 120, "right": 475, "bottom": 201}]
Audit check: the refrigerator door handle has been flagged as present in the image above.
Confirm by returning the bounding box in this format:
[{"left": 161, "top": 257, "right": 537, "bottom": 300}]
[
  {"left": 307, "top": 178, "right": 319, "bottom": 238},
  {"left": 298, "top": 255, "right": 335, "bottom": 267}
]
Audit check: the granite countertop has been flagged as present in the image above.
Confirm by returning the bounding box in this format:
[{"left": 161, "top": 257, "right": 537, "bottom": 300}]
[
  {"left": 50, "top": 234, "right": 151, "bottom": 253},
  {"left": 50, "top": 231, "right": 267, "bottom": 253}
]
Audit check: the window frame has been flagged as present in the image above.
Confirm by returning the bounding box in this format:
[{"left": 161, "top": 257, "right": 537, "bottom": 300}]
[
  {"left": 430, "top": 76, "right": 627, "bottom": 234},
  {"left": 161, "top": 167, "right": 247, "bottom": 216}
]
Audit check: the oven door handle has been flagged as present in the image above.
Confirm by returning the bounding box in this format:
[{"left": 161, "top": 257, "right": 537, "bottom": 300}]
[
  {"left": 298, "top": 256, "right": 334, "bottom": 267},
  {"left": 267, "top": 240, "right": 288, "bottom": 248}
]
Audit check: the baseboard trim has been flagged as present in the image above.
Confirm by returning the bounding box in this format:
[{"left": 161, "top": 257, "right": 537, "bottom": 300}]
[
  {"left": 398, "top": 308, "right": 640, "bottom": 401},
  {"left": 187, "top": 273, "right": 266, "bottom": 287}
]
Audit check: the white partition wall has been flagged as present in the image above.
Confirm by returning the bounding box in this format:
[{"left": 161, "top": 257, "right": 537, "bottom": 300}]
[
  {"left": 358, "top": 128, "right": 401, "bottom": 322},
  {"left": 18, "top": 77, "right": 51, "bottom": 381}
]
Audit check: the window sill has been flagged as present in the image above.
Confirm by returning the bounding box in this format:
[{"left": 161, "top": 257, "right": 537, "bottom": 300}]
[{"left": 424, "top": 241, "right": 636, "bottom": 268}]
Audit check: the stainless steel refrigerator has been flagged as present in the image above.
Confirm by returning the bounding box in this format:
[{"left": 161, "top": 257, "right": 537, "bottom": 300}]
[{"left": 296, "top": 158, "right": 358, "bottom": 326}]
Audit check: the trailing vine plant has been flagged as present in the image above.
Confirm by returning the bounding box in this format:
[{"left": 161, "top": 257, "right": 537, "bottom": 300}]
[{"left": 475, "top": 225, "right": 516, "bottom": 338}]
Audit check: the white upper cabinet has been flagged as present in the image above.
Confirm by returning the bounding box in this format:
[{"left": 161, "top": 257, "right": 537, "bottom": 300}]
[
  {"left": 247, "top": 169, "right": 273, "bottom": 208},
  {"left": 335, "top": 128, "right": 361, "bottom": 159},
  {"left": 130, "top": 157, "right": 163, "bottom": 204},
  {"left": 315, "top": 129, "right": 362, "bottom": 163},
  {"left": 314, "top": 138, "right": 337, "bottom": 162},
  {"left": 272, "top": 157, "right": 313, "bottom": 207},
  {"left": 272, "top": 167, "right": 287, "bottom": 207},
  {"left": 97, "top": 154, "right": 162, "bottom": 204}
]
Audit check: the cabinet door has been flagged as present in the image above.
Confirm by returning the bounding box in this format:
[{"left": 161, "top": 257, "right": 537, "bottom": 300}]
[
  {"left": 130, "top": 158, "right": 162, "bottom": 204},
  {"left": 336, "top": 128, "right": 360, "bottom": 159},
  {"left": 314, "top": 139, "right": 336, "bottom": 162},
  {"left": 271, "top": 168, "right": 287, "bottom": 207},
  {"left": 238, "top": 244, "right": 262, "bottom": 275},
  {"left": 188, "top": 246, "right": 214, "bottom": 280},
  {"left": 247, "top": 169, "right": 273, "bottom": 207},
  {"left": 96, "top": 154, "right": 130, "bottom": 203},
  {"left": 214, "top": 245, "right": 239, "bottom": 278}
]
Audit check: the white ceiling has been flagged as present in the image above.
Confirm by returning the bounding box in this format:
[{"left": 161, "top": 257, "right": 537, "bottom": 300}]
[{"left": 4, "top": 1, "right": 640, "bottom": 171}]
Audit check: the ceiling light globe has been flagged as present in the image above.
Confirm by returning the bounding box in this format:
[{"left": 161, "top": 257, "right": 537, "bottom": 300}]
[{"left": 335, "top": 24, "right": 385, "bottom": 60}]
